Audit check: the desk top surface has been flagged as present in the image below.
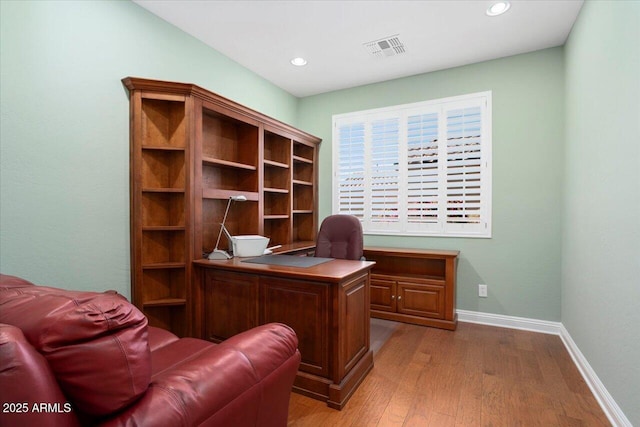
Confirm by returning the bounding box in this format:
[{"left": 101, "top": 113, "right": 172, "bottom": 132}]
[{"left": 194, "top": 256, "right": 375, "bottom": 283}]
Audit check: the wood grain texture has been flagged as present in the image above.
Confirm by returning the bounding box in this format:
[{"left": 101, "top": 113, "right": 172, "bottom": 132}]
[{"left": 288, "top": 321, "right": 610, "bottom": 426}]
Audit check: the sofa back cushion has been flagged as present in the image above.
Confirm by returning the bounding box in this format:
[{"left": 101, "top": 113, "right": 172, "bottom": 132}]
[{"left": 0, "top": 281, "right": 151, "bottom": 417}]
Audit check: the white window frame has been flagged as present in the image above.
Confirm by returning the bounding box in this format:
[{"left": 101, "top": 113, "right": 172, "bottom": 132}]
[{"left": 332, "top": 91, "right": 492, "bottom": 238}]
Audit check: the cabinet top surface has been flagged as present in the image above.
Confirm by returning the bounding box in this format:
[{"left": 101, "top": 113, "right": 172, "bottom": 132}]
[
  {"left": 363, "top": 246, "right": 459, "bottom": 258},
  {"left": 194, "top": 257, "right": 374, "bottom": 283}
]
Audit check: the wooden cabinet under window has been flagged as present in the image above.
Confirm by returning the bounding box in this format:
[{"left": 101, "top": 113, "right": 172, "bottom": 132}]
[
  {"left": 124, "top": 77, "right": 320, "bottom": 337},
  {"left": 364, "top": 247, "right": 459, "bottom": 330}
]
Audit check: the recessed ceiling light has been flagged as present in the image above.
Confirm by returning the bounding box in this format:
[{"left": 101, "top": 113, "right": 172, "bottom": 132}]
[
  {"left": 290, "top": 57, "right": 307, "bottom": 66},
  {"left": 486, "top": 1, "right": 511, "bottom": 17}
]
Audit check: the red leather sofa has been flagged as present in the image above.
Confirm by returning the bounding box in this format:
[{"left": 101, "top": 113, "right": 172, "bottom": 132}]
[{"left": 0, "top": 274, "right": 301, "bottom": 426}]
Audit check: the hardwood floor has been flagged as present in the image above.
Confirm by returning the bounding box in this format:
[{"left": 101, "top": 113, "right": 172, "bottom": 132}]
[{"left": 287, "top": 321, "right": 610, "bottom": 426}]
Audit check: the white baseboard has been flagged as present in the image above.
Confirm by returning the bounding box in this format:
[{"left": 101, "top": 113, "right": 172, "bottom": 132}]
[
  {"left": 457, "top": 309, "right": 631, "bottom": 427},
  {"left": 456, "top": 309, "right": 562, "bottom": 335},
  {"left": 558, "top": 325, "right": 632, "bottom": 427}
]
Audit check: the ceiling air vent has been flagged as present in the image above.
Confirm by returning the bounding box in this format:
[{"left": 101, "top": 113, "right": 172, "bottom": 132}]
[{"left": 364, "top": 35, "right": 406, "bottom": 58}]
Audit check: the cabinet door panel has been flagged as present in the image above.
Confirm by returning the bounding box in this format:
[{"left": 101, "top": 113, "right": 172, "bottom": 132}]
[
  {"left": 338, "top": 274, "right": 370, "bottom": 379},
  {"left": 260, "top": 277, "right": 329, "bottom": 377},
  {"left": 204, "top": 270, "right": 258, "bottom": 342},
  {"left": 370, "top": 277, "right": 396, "bottom": 312},
  {"left": 397, "top": 281, "right": 445, "bottom": 319}
]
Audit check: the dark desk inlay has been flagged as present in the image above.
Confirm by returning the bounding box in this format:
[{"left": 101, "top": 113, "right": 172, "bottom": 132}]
[{"left": 242, "top": 254, "right": 334, "bottom": 268}]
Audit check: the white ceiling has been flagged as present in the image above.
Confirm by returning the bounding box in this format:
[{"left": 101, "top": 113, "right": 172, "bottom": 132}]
[{"left": 134, "top": 0, "right": 583, "bottom": 97}]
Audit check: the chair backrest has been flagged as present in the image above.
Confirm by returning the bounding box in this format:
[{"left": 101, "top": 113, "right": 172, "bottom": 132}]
[{"left": 315, "top": 215, "right": 363, "bottom": 260}]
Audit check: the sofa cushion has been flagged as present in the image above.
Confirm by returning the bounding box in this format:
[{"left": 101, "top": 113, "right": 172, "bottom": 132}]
[
  {"left": 150, "top": 337, "right": 213, "bottom": 376},
  {"left": 147, "top": 325, "right": 180, "bottom": 352},
  {"left": 0, "top": 284, "right": 151, "bottom": 417}
]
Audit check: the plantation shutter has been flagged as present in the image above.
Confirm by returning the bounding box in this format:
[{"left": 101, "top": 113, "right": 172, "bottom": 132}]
[
  {"left": 336, "top": 122, "right": 365, "bottom": 219},
  {"left": 445, "top": 104, "right": 484, "bottom": 232},
  {"left": 332, "top": 91, "right": 491, "bottom": 238},
  {"left": 369, "top": 117, "right": 400, "bottom": 230},
  {"left": 406, "top": 112, "right": 440, "bottom": 231}
]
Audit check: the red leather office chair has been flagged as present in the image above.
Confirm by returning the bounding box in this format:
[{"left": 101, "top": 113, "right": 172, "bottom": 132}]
[{"left": 315, "top": 214, "right": 364, "bottom": 260}]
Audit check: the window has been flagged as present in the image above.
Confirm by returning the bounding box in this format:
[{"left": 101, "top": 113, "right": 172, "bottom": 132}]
[{"left": 333, "top": 92, "right": 491, "bottom": 238}]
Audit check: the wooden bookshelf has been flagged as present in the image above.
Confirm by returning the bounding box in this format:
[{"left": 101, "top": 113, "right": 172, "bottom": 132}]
[{"left": 124, "top": 77, "right": 321, "bottom": 337}]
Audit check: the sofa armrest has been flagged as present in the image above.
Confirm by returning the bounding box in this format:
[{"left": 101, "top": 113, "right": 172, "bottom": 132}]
[
  {"left": 100, "top": 323, "right": 300, "bottom": 427},
  {"left": 0, "top": 274, "right": 35, "bottom": 289},
  {"left": 0, "top": 324, "right": 80, "bottom": 427}
]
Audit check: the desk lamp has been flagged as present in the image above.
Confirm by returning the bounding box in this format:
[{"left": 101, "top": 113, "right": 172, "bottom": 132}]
[{"left": 208, "top": 195, "right": 247, "bottom": 259}]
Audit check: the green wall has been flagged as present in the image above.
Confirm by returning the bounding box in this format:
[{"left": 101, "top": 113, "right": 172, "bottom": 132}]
[
  {"left": 298, "top": 48, "right": 566, "bottom": 321},
  {"left": 1, "top": 0, "right": 638, "bottom": 422},
  {"left": 0, "top": 0, "right": 298, "bottom": 296},
  {"left": 563, "top": 1, "right": 640, "bottom": 424}
]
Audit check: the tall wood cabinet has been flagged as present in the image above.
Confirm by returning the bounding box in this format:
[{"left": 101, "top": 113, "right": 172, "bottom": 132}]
[{"left": 124, "top": 77, "right": 321, "bottom": 337}]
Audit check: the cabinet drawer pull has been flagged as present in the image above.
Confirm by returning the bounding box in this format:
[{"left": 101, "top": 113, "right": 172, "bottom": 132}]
[{"left": 391, "top": 295, "right": 395, "bottom": 299}]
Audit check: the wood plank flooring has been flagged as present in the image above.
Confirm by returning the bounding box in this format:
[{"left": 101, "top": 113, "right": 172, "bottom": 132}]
[{"left": 287, "top": 321, "right": 610, "bottom": 426}]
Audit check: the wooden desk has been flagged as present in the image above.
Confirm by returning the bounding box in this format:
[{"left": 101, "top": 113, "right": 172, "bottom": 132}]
[{"left": 194, "top": 256, "right": 375, "bottom": 410}]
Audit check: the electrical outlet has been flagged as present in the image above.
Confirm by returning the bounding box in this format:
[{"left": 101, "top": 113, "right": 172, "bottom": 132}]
[{"left": 478, "top": 284, "right": 488, "bottom": 298}]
